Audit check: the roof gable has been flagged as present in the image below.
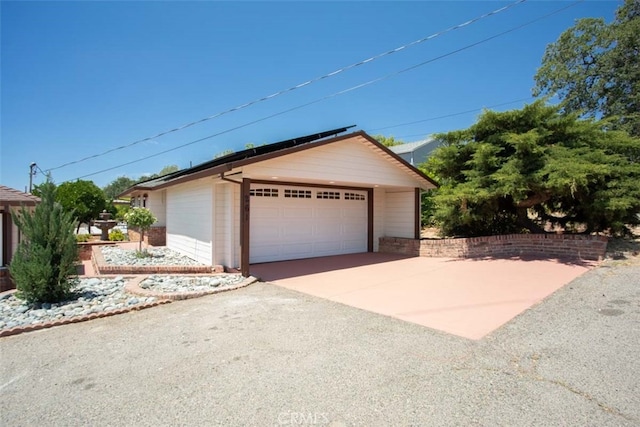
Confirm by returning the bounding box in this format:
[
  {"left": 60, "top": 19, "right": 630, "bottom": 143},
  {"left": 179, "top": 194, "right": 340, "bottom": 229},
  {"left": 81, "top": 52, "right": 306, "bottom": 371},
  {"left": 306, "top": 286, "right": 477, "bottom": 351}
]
[{"left": 120, "top": 128, "right": 437, "bottom": 196}]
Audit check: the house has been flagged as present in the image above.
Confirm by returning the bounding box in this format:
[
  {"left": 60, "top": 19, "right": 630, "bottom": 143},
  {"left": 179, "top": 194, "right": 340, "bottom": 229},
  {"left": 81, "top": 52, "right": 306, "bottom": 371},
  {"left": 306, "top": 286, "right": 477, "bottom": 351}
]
[
  {"left": 0, "top": 185, "right": 40, "bottom": 291},
  {"left": 388, "top": 138, "right": 442, "bottom": 166},
  {"left": 119, "top": 127, "right": 438, "bottom": 276}
]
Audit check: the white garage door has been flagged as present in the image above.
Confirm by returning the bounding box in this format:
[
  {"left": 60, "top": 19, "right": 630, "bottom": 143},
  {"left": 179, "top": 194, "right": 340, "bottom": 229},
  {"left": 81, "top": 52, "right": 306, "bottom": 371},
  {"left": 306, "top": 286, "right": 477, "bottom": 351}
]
[{"left": 250, "top": 185, "right": 368, "bottom": 263}]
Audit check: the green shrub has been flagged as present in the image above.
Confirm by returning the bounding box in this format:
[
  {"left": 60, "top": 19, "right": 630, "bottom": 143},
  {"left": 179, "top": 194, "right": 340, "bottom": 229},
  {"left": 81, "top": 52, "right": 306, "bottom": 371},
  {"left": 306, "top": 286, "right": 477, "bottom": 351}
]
[
  {"left": 109, "top": 229, "right": 126, "bottom": 241},
  {"left": 75, "top": 234, "right": 91, "bottom": 242},
  {"left": 10, "top": 180, "right": 78, "bottom": 304},
  {"left": 124, "top": 207, "right": 157, "bottom": 254}
]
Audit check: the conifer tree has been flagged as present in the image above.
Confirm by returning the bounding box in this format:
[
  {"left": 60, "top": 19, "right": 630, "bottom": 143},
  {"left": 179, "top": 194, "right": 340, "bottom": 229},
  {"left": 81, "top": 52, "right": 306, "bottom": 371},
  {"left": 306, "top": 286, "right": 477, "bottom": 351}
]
[{"left": 10, "top": 180, "right": 78, "bottom": 304}]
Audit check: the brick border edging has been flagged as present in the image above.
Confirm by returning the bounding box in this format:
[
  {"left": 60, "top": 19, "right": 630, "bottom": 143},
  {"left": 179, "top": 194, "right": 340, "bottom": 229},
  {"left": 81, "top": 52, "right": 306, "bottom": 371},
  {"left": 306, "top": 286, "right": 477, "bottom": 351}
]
[
  {"left": 124, "top": 275, "right": 258, "bottom": 301},
  {"left": 91, "top": 246, "right": 216, "bottom": 275},
  {"left": 0, "top": 297, "right": 172, "bottom": 338}
]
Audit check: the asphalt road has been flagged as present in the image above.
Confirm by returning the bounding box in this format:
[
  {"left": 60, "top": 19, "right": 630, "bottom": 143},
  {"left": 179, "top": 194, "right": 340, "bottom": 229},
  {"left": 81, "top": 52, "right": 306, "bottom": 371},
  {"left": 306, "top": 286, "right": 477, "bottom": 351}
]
[{"left": 1, "top": 261, "right": 639, "bottom": 426}]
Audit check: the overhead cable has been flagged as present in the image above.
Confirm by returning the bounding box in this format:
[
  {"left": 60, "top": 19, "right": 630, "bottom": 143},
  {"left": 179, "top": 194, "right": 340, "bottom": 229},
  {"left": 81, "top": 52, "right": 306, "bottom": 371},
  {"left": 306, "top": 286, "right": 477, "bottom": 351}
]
[
  {"left": 47, "top": 0, "right": 527, "bottom": 173},
  {"left": 71, "top": 0, "right": 583, "bottom": 181}
]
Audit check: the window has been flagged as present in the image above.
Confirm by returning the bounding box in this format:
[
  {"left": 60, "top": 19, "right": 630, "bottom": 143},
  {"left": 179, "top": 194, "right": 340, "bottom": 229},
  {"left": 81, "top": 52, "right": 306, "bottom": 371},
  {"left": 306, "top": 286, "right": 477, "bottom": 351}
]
[
  {"left": 317, "top": 191, "right": 340, "bottom": 200},
  {"left": 284, "top": 189, "right": 311, "bottom": 198},
  {"left": 249, "top": 188, "right": 279, "bottom": 197},
  {"left": 344, "top": 192, "right": 365, "bottom": 201}
]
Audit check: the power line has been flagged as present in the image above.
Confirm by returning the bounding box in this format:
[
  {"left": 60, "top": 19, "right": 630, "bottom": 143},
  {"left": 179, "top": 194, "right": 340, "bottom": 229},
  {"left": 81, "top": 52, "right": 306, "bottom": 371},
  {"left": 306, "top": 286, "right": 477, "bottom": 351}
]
[
  {"left": 369, "top": 96, "right": 535, "bottom": 132},
  {"left": 71, "top": 0, "right": 583, "bottom": 181},
  {"left": 46, "top": 0, "right": 527, "bottom": 173}
]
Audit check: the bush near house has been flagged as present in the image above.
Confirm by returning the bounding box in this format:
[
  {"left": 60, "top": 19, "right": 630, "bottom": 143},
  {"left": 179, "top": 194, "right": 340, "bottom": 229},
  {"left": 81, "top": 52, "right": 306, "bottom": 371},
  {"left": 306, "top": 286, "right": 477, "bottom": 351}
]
[
  {"left": 10, "top": 180, "right": 78, "bottom": 304},
  {"left": 108, "top": 229, "right": 126, "bottom": 241}
]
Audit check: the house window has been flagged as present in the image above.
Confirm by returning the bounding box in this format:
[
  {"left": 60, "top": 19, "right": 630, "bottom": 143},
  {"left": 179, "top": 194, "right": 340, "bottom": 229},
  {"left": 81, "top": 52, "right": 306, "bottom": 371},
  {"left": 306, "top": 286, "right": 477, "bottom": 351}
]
[
  {"left": 249, "top": 188, "right": 279, "bottom": 197},
  {"left": 284, "top": 189, "right": 311, "bottom": 199},
  {"left": 344, "top": 192, "right": 365, "bottom": 201},
  {"left": 317, "top": 191, "right": 340, "bottom": 200}
]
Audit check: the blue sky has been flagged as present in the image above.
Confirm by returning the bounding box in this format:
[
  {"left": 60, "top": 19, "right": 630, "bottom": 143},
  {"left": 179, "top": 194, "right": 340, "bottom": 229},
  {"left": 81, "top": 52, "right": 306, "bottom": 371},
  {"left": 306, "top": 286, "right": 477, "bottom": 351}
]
[{"left": 1, "top": 0, "right": 618, "bottom": 192}]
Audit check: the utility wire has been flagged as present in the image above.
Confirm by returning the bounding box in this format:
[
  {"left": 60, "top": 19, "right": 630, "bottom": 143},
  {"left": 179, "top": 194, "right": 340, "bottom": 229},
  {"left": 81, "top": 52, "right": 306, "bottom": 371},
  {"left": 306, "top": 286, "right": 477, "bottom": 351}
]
[
  {"left": 47, "top": 0, "right": 527, "bottom": 173},
  {"left": 369, "top": 96, "right": 534, "bottom": 132},
  {"left": 72, "top": 0, "right": 582, "bottom": 181}
]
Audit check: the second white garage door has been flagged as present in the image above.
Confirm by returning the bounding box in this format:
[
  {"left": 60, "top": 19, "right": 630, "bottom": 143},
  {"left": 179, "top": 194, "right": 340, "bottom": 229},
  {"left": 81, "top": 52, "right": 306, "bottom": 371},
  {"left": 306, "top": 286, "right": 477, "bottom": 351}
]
[{"left": 249, "top": 185, "right": 368, "bottom": 263}]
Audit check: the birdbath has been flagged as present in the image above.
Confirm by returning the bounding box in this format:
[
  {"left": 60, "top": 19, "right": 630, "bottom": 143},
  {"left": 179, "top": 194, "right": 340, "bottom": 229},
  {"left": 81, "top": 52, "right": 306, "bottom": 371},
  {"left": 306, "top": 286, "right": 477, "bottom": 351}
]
[{"left": 94, "top": 210, "right": 118, "bottom": 241}]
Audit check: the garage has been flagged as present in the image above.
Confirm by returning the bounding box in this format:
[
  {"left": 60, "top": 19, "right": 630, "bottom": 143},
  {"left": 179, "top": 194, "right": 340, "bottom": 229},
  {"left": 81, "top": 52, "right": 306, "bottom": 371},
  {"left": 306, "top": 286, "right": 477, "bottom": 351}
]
[
  {"left": 120, "top": 127, "right": 438, "bottom": 276},
  {"left": 249, "top": 184, "right": 368, "bottom": 263}
]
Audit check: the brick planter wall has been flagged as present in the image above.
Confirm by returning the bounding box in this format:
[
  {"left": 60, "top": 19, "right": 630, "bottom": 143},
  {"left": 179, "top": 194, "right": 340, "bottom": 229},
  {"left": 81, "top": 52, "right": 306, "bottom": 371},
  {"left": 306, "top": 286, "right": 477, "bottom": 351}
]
[
  {"left": 127, "top": 226, "right": 166, "bottom": 246},
  {"left": 379, "top": 234, "right": 608, "bottom": 261},
  {"left": 91, "top": 245, "right": 214, "bottom": 275}
]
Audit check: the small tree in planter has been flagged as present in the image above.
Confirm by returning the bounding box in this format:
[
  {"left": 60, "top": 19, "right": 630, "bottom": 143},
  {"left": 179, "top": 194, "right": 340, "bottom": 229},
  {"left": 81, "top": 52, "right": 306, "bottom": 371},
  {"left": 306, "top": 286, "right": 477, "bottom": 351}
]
[
  {"left": 10, "top": 180, "right": 78, "bottom": 304},
  {"left": 124, "top": 207, "right": 157, "bottom": 254}
]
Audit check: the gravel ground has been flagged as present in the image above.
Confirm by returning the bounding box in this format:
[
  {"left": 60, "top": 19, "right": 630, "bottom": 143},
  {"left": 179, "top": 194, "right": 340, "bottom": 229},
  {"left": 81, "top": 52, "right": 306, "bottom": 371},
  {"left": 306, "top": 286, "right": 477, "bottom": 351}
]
[
  {"left": 100, "top": 246, "right": 205, "bottom": 266},
  {"left": 0, "top": 277, "right": 157, "bottom": 331},
  {"left": 1, "top": 260, "right": 638, "bottom": 426}
]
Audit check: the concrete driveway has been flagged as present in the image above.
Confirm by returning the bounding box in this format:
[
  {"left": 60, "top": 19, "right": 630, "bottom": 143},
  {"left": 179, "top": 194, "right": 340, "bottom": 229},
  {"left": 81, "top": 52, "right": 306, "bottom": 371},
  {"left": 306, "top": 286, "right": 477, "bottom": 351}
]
[
  {"left": 1, "top": 261, "right": 639, "bottom": 426},
  {"left": 251, "top": 253, "right": 594, "bottom": 339}
]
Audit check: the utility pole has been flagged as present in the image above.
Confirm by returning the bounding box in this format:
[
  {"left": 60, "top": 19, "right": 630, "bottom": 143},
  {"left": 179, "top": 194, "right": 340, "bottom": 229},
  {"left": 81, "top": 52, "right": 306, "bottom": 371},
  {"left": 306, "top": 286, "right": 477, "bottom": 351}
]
[{"left": 29, "top": 162, "right": 37, "bottom": 193}]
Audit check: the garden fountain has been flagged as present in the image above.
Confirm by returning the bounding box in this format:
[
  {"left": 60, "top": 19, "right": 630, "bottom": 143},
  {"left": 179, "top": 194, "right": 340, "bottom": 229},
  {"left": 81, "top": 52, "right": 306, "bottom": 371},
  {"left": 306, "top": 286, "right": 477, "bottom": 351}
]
[{"left": 93, "top": 210, "right": 118, "bottom": 241}]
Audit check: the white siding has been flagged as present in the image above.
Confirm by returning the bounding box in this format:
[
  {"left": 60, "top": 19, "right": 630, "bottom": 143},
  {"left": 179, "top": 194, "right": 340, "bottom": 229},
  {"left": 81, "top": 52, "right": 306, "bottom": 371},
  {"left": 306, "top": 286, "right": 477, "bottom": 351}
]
[
  {"left": 146, "top": 190, "right": 166, "bottom": 226},
  {"left": 166, "top": 179, "right": 213, "bottom": 265},
  {"left": 243, "top": 137, "right": 430, "bottom": 188},
  {"left": 384, "top": 190, "right": 415, "bottom": 238},
  {"left": 373, "top": 188, "right": 386, "bottom": 252},
  {"left": 213, "top": 182, "right": 241, "bottom": 268}
]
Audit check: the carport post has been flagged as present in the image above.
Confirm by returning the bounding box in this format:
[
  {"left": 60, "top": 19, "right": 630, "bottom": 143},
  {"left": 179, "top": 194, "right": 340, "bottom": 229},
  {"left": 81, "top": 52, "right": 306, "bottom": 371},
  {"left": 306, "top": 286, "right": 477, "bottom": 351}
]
[{"left": 241, "top": 178, "right": 251, "bottom": 277}]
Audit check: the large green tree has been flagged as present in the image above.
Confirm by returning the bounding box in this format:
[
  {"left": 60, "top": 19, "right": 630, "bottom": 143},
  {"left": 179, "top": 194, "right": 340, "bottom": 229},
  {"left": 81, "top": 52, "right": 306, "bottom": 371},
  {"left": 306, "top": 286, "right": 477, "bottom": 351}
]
[
  {"left": 533, "top": 0, "right": 640, "bottom": 136},
  {"left": 427, "top": 101, "right": 640, "bottom": 237},
  {"left": 103, "top": 176, "right": 137, "bottom": 200},
  {"left": 373, "top": 135, "right": 404, "bottom": 147},
  {"left": 56, "top": 180, "right": 107, "bottom": 232}
]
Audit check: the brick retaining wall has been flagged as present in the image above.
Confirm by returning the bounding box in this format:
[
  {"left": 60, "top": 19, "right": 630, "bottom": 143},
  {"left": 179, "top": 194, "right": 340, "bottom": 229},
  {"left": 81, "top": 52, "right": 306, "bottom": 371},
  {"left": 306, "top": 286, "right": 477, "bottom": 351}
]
[
  {"left": 127, "top": 226, "right": 166, "bottom": 246},
  {"left": 91, "top": 245, "right": 216, "bottom": 275},
  {"left": 379, "top": 234, "right": 608, "bottom": 261}
]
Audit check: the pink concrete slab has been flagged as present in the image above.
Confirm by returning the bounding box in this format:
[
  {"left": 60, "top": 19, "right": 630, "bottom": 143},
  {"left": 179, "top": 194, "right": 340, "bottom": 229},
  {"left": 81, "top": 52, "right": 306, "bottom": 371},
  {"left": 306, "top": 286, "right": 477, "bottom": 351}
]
[{"left": 251, "top": 253, "right": 595, "bottom": 340}]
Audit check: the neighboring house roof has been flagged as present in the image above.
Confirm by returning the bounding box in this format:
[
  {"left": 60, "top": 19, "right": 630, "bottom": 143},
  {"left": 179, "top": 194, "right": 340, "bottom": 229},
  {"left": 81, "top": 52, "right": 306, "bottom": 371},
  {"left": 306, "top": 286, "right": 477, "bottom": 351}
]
[
  {"left": 388, "top": 139, "right": 436, "bottom": 155},
  {"left": 0, "top": 185, "right": 40, "bottom": 207},
  {"left": 119, "top": 127, "right": 437, "bottom": 197}
]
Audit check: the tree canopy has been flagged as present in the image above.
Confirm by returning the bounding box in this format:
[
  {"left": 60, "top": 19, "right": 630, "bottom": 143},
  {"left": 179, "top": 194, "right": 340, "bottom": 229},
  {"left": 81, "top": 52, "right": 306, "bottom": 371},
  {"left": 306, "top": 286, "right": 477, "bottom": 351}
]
[
  {"left": 103, "top": 176, "right": 137, "bottom": 200},
  {"left": 373, "top": 135, "right": 404, "bottom": 147},
  {"left": 533, "top": 0, "right": 640, "bottom": 136},
  {"left": 426, "top": 101, "right": 640, "bottom": 237},
  {"left": 56, "top": 180, "right": 107, "bottom": 231},
  {"left": 124, "top": 207, "right": 157, "bottom": 253},
  {"left": 102, "top": 165, "right": 179, "bottom": 199}
]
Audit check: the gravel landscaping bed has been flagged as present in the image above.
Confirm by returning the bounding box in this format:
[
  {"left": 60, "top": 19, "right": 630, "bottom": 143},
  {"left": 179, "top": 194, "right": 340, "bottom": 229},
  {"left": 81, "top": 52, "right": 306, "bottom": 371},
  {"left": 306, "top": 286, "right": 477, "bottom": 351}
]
[
  {"left": 100, "top": 246, "right": 205, "bottom": 266},
  {"left": 140, "top": 274, "right": 245, "bottom": 293},
  {"left": 0, "top": 277, "right": 157, "bottom": 331}
]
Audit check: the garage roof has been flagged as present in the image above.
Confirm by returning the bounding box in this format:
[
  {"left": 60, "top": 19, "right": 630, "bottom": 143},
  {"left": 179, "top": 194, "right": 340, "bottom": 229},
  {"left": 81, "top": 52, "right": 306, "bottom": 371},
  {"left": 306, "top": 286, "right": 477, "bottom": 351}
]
[{"left": 119, "top": 127, "right": 437, "bottom": 197}]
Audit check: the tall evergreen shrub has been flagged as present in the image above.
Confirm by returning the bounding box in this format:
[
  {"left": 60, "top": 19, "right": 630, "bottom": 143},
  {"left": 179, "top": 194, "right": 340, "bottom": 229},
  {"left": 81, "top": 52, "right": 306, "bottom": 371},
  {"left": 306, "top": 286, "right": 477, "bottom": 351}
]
[{"left": 10, "top": 180, "right": 78, "bottom": 303}]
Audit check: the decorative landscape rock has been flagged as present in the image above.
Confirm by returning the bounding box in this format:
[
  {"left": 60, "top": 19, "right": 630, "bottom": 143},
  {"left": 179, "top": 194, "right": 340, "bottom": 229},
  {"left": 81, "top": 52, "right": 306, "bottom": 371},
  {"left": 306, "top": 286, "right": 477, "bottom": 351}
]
[
  {"left": 140, "top": 275, "right": 244, "bottom": 293},
  {"left": 0, "top": 277, "right": 157, "bottom": 331}
]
